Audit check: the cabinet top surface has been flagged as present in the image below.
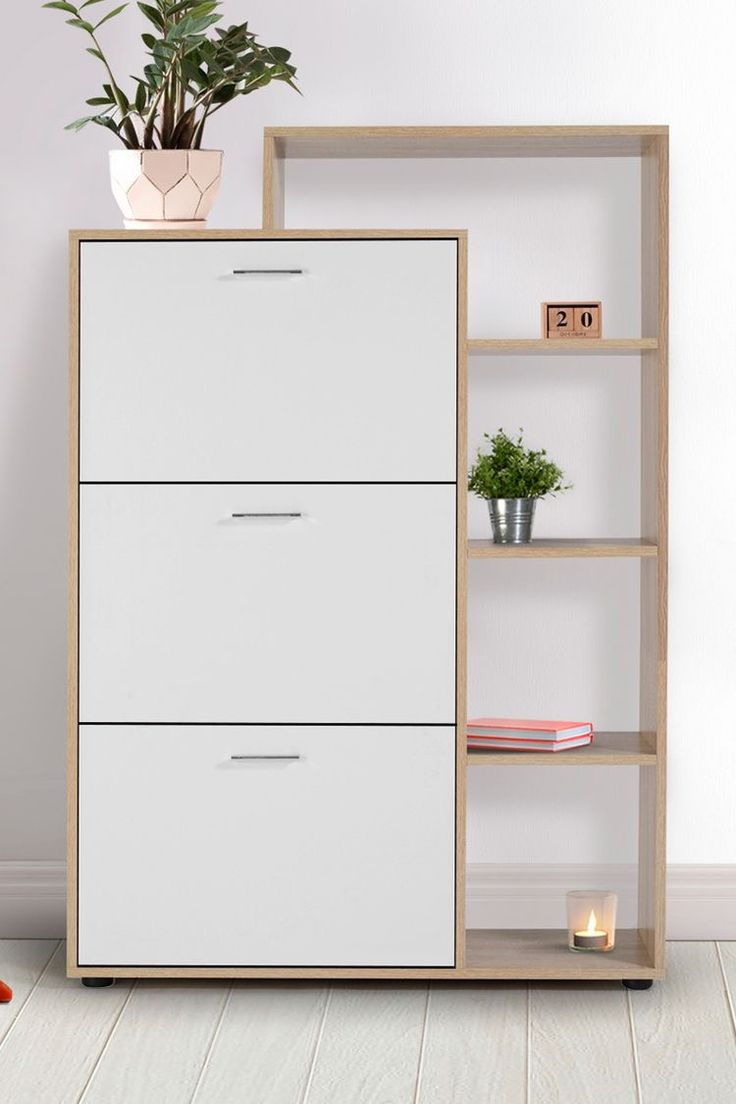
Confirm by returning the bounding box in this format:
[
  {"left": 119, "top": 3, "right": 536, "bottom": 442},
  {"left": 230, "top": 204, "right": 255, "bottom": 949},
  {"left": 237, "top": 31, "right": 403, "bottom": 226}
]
[
  {"left": 70, "top": 228, "right": 468, "bottom": 243},
  {"left": 263, "top": 125, "right": 669, "bottom": 159}
]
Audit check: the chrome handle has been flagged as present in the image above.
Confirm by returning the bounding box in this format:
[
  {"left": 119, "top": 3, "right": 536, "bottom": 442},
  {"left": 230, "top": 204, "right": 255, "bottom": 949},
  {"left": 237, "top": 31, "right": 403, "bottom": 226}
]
[
  {"left": 231, "top": 512, "right": 302, "bottom": 519},
  {"left": 232, "top": 269, "right": 303, "bottom": 275},
  {"left": 231, "top": 755, "right": 301, "bottom": 761}
]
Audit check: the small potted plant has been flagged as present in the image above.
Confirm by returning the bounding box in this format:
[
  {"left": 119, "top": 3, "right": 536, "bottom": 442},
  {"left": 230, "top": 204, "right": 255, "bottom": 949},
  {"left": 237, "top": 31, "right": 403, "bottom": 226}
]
[
  {"left": 468, "top": 429, "right": 570, "bottom": 544},
  {"left": 44, "top": 0, "right": 298, "bottom": 227}
]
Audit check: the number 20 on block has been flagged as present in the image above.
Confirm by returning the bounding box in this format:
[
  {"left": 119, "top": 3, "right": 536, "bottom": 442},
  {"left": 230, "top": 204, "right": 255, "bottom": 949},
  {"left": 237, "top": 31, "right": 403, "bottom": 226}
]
[{"left": 542, "top": 301, "right": 602, "bottom": 338}]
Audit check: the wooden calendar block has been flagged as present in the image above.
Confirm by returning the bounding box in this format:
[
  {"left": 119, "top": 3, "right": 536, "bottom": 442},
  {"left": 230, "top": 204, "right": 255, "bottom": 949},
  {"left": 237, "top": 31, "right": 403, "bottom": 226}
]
[
  {"left": 542, "top": 301, "right": 602, "bottom": 338},
  {"left": 573, "top": 304, "right": 601, "bottom": 337}
]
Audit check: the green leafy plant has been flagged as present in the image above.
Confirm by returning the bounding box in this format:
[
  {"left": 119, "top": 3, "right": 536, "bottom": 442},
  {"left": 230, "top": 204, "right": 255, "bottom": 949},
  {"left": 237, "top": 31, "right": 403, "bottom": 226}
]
[
  {"left": 468, "top": 429, "right": 571, "bottom": 500},
  {"left": 43, "top": 0, "right": 298, "bottom": 149}
]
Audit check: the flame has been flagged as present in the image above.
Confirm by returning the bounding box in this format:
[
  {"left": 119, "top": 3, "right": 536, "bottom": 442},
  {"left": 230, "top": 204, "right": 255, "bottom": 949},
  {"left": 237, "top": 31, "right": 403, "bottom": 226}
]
[{"left": 586, "top": 909, "right": 597, "bottom": 934}]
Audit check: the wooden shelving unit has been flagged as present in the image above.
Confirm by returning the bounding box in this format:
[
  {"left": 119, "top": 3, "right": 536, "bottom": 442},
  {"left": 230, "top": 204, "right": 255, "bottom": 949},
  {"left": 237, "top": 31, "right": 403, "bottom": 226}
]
[{"left": 262, "top": 125, "right": 668, "bottom": 983}]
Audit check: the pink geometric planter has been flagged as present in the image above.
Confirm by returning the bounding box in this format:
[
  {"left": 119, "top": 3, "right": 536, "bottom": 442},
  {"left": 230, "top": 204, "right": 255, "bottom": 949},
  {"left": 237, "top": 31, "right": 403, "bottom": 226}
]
[{"left": 109, "top": 149, "right": 223, "bottom": 229}]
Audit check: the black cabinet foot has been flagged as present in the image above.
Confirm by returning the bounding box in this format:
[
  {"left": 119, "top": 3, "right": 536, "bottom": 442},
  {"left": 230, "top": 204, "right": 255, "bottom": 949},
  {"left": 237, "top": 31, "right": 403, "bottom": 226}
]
[
  {"left": 81, "top": 977, "right": 115, "bottom": 988},
  {"left": 623, "top": 978, "right": 653, "bottom": 990}
]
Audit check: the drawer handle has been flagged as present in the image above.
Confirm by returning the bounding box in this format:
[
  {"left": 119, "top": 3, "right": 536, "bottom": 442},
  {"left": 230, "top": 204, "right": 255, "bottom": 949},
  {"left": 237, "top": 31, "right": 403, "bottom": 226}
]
[
  {"left": 232, "top": 269, "right": 303, "bottom": 276},
  {"left": 230, "top": 755, "right": 301, "bottom": 761},
  {"left": 231, "top": 512, "right": 302, "bottom": 519}
]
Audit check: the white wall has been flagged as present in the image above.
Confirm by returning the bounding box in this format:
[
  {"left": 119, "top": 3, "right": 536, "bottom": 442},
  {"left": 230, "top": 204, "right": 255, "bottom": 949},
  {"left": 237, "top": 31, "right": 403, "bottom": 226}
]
[{"left": 2, "top": 0, "right": 735, "bottom": 865}]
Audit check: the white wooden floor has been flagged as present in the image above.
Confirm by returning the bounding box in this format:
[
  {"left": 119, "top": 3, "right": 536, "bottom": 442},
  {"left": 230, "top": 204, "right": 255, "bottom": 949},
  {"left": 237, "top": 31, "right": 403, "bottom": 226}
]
[{"left": 1, "top": 943, "right": 735, "bottom": 1103}]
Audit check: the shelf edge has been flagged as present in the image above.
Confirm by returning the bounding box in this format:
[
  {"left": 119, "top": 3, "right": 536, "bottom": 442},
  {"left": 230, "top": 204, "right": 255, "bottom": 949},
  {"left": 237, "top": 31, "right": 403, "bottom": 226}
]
[
  {"left": 468, "top": 541, "right": 658, "bottom": 559},
  {"left": 468, "top": 338, "right": 658, "bottom": 356}
]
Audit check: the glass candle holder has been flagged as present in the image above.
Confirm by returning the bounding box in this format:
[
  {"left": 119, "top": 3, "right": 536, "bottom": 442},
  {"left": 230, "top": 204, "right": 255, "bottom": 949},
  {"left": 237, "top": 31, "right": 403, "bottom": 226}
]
[{"left": 567, "top": 891, "right": 617, "bottom": 952}]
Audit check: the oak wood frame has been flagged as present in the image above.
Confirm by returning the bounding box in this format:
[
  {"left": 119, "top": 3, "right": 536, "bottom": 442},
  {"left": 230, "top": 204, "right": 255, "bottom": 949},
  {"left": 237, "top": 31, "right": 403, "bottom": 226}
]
[
  {"left": 67, "top": 228, "right": 468, "bottom": 980},
  {"left": 262, "top": 125, "right": 668, "bottom": 229},
  {"left": 261, "top": 125, "right": 669, "bottom": 982}
]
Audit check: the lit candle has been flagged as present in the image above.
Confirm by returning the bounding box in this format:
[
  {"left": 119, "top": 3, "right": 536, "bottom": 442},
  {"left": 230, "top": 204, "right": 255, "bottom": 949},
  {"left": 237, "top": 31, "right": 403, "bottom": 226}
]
[{"left": 573, "top": 909, "right": 608, "bottom": 950}]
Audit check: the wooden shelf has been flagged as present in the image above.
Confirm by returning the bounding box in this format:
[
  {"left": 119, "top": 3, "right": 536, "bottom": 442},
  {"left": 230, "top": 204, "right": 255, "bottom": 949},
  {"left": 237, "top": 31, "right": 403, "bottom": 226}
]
[
  {"left": 467, "top": 731, "right": 656, "bottom": 766},
  {"left": 468, "top": 338, "right": 657, "bottom": 356},
  {"left": 464, "top": 929, "right": 656, "bottom": 979},
  {"left": 265, "top": 126, "right": 666, "bottom": 160},
  {"left": 468, "top": 539, "right": 657, "bottom": 559}
]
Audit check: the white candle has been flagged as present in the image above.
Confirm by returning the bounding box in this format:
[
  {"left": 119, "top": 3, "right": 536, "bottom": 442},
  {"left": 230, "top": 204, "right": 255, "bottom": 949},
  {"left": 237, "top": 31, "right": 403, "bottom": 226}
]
[{"left": 573, "top": 909, "right": 608, "bottom": 950}]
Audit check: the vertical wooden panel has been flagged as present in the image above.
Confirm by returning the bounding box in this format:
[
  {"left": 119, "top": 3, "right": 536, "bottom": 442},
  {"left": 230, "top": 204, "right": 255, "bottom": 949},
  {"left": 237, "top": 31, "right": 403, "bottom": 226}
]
[
  {"left": 638, "top": 134, "right": 668, "bottom": 972},
  {"left": 262, "top": 134, "right": 285, "bottom": 229},
  {"left": 67, "top": 233, "right": 80, "bottom": 974},
  {"left": 637, "top": 764, "right": 658, "bottom": 965},
  {"left": 455, "top": 233, "right": 468, "bottom": 967}
]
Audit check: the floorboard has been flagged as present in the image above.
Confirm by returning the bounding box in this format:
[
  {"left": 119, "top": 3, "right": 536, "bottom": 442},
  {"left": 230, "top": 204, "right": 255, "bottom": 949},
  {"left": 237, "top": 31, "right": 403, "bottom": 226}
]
[
  {"left": 631, "top": 943, "right": 736, "bottom": 1102},
  {"left": 0, "top": 943, "right": 132, "bottom": 1104},
  {"left": 530, "top": 981, "right": 639, "bottom": 1103},
  {"left": 0, "top": 942, "right": 734, "bottom": 1103},
  {"left": 193, "top": 983, "right": 329, "bottom": 1104},
  {"left": 0, "top": 939, "right": 58, "bottom": 1045},
  {"left": 715, "top": 941, "right": 736, "bottom": 1039},
  {"left": 417, "top": 983, "right": 527, "bottom": 1103},
  {"left": 80, "top": 980, "right": 228, "bottom": 1104},
  {"left": 304, "top": 984, "right": 428, "bottom": 1104}
]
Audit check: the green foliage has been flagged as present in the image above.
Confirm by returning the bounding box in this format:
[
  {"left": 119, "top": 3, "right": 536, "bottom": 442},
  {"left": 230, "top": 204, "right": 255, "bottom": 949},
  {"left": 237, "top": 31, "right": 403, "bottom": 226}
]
[
  {"left": 43, "top": 0, "right": 299, "bottom": 149},
  {"left": 468, "top": 429, "right": 571, "bottom": 500}
]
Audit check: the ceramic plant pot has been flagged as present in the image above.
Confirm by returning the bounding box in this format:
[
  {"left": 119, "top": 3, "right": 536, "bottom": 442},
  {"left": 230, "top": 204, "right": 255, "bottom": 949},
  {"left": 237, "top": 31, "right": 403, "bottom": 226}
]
[
  {"left": 486, "top": 497, "right": 537, "bottom": 544},
  {"left": 109, "top": 149, "right": 223, "bottom": 229}
]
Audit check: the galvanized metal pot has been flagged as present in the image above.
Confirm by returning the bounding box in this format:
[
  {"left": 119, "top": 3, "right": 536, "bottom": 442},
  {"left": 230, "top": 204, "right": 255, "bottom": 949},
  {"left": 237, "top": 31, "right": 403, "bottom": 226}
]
[{"left": 487, "top": 497, "right": 536, "bottom": 543}]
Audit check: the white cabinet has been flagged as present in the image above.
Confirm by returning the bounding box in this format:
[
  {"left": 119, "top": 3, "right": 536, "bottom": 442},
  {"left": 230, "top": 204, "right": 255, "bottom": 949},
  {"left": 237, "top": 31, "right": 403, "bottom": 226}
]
[
  {"left": 79, "top": 483, "right": 456, "bottom": 723},
  {"left": 78, "top": 725, "right": 456, "bottom": 967},
  {"left": 79, "top": 239, "right": 458, "bottom": 482},
  {"left": 71, "top": 232, "right": 462, "bottom": 976}
]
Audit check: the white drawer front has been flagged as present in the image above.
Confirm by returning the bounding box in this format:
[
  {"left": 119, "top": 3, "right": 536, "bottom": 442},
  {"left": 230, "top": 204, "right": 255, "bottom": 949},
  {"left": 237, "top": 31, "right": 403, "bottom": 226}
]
[
  {"left": 79, "top": 239, "right": 458, "bottom": 482},
  {"left": 77, "top": 725, "right": 456, "bottom": 967},
  {"left": 79, "top": 484, "right": 456, "bottom": 723}
]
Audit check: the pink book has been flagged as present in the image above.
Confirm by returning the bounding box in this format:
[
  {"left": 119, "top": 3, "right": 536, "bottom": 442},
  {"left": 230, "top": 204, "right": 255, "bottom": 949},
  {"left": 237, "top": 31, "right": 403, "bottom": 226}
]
[
  {"left": 467, "top": 718, "right": 593, "bottom": 741},
  {"left": 468, "top": 736, "right": 593, "bottom": 752}
]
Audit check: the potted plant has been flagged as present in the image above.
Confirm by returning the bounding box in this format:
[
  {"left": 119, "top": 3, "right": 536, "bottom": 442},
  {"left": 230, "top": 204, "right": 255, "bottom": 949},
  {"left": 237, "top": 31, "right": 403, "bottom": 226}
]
[
  {"left": 468, "top": 429, "right": 570, "bottom": 544},
  {"left": 44, "top": 0, "right": 298, "bottom": 227}
]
